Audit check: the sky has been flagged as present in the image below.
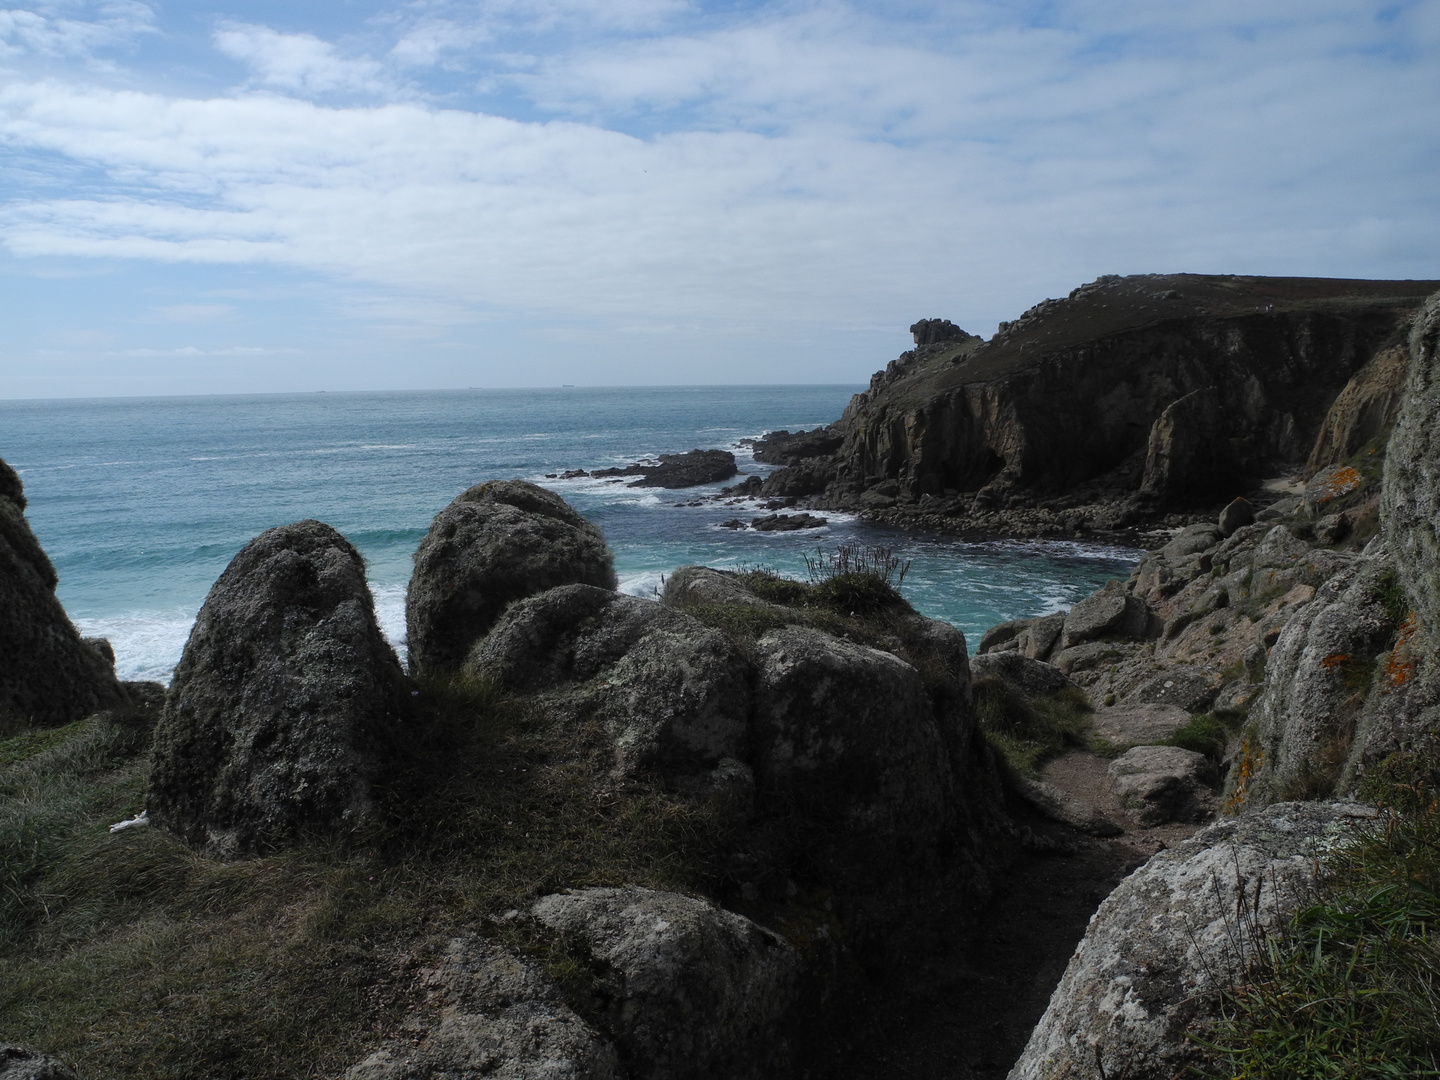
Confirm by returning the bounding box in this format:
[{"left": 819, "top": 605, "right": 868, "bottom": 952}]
[{"left": 0, "top": 1, "right": 1436, "bottom": 397}]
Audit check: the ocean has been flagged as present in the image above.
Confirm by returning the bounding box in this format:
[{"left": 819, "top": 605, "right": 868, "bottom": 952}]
[{"left": 0, "top": 386, "right": 1140, "bottom": 682}]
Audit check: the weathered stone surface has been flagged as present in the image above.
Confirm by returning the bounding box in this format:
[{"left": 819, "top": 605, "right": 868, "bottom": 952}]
[
  {"left": 1235, "top": 556, "right": 1400, "bottom": 807},
  {"left": 1108, "top": 745, "right": 1215, "bottom": 826},
  {"left": 1160, "top": 523, "right": 1223, "bottom": 562},
  {"left": 531, "top": 887, "right": 800, "bottom": 1080},
  {"left": 1008, "top": 802, "right": 1376, "bottom": 1080},
  {"left": 1124, "top": 668, "right": 1219, "bottom": 713},
  {"left": 1058, "top": 580, "right": 1149, "bottom": 651},
  {"left": 751, "top": 427, "right": 843, "bottom": 466},
  {"left": 661, "top": 565, "right": 771, "bottom": 609},
  {"left": 466, "top": 585, "right": 751, "bottom": 779},
  {"left": 1382, "top": 290, "right": 1440, "bottom": 635},
  {"left": 0, "top": 457, "right": 124, "bottom": 729},
  {"left": 970, "top": 651, "right": 1075, "bottom": 696},
  {"left": 909, "top": 318, "right": 973, "bottom": 346},
  {"left": 1089, "top": 702, "right": 1192, "bottom": 748},
  {"left": 1304, "top": 462, "right": 1364, "bottom": 513},
  {"left": 1011, "top": 776, "right": 1122, "bottom": 837},
  {"left": 1139, "top": 386, "right": 1234, "bottom": 502},
  {"left": 149, "top": 520, "right": 407, "bottom": 858},
  {"left": 751, "top": 626, "right": 950, "bottom": 842},
  {"left": 407, "top": 481, "right": 616, "bottom": 676},
  {"left": 0, "top": 1046, "right": 78, "bottom": 1080},
  {"left": 978, "top": 617, "right": 1028, "bottom": 654},
  {"left": 749, "top": 512, "right": 828, "bottom": 532},
  {"left": 1306, "top": 341, "right": 1411, "bottom": 474},
  {"left": 1050, "top": 640, "right": 1136, "bottom": 677},
  {"left": 1217, "top": 497, "right": 1255, "bottom": 537},
  {"left": 345, "top": 937, "right": 620, "bottom": 1080},
  {"left": 1018, "top": 612, "right": 1067, "bottom": 660}
]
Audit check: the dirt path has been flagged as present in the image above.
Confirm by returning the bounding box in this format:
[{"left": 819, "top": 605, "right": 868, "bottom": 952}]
[{"left": 839, "top": 751, "right": 1204, "bottom": 1079}]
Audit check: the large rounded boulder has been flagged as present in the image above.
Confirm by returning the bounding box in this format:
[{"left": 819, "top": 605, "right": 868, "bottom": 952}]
[
  {"left": 751, "top": 626, "right": 952, "bottom": 847},
  {"left": 406, "top": 480, "right": 616, "bottom": 677},
  {"left": 149, "top": 520, "right": 407, "bottom": 858},
  {"left": 466, "top": 584, "right": 751, "bottom": 780},
  {"left": 0, "top": 456, "right": 123, "bottom": 729}
]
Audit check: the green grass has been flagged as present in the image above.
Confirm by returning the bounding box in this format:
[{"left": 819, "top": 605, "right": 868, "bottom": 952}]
[
  {"left": 1163, "top": 711, "right": 1247, "bottom": 764},
  {"left": 1200, "top": 792, "right": 1440, "bottom": 1078},
  {"left": 971, "top": 678, "right": 1093, "bottom": 777},
  {"left": 0, "top": 678, "right": 752, "bottom": 1080}
]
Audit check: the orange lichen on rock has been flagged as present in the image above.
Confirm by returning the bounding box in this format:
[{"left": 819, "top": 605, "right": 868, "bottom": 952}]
[
  {"left": 1314, "top": 465, "right": 1363, "bottom": 504},
  {"left": 1382, "top": 612, "right": 1421, "bottom": 689},
  {"left": 1225, "top": 736, "right": 1265, "bottom": 814},
  {"left": 1320, "top": 652, "right": 1352, "bottom": 671}
]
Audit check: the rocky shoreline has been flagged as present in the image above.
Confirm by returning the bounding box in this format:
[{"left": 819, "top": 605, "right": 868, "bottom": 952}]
[{"left": 3, "top": 279, "right": 1440, "bottom": 1078}]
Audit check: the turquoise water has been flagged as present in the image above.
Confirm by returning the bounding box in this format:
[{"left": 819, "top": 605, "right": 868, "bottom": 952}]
[{"left": 0, "top": 387, "right": 1140, "bottom": 681}]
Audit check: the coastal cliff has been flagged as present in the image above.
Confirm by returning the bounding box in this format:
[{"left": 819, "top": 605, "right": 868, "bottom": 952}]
[{"left": 762, "top": 273, "right": 1440, "bottom": 535}]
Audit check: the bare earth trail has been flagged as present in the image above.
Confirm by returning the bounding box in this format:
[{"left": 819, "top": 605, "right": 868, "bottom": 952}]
[{"left": 841, "top": 752, "right": 1204, "bottom": 1079}]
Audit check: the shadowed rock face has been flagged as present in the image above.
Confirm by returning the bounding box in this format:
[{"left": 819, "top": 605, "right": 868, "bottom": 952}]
[
  {"left": 531, "top": 887, "right": 801, "bottom": 1080},
  {"left": 1008, "top": 802, "right": 1376, "bottom": 1080},
  {"left": 0, "top": 457, "right": 124, "bottom": 729},
  {"left": 0, "top": 1044, "right": 79, "bottom": 1080},
  {"left": 149, "top": 520, "right": 407, "bottom": 859},
  {"left": 406, "top": 480, "right": 616, "bottom": 677}
]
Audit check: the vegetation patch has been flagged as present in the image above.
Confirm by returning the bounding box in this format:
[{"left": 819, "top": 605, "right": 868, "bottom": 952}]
[
  {"left": 973, "top": 678, "right": 1093, "bottom": 777},
  {"left": 1162, "top": 711, "right": 1245, "bottom": 764},
  {"left": 1202, "top": 789, "right": 1440, "bottom": 1078}
]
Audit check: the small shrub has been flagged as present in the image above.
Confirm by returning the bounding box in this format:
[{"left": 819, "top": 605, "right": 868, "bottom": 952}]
[
  {"left": 1163, "top": 713, "right": 1241, "bottom": 764},
  {"left": 802, "top": 543, "right": 911, "bottom": 589}
]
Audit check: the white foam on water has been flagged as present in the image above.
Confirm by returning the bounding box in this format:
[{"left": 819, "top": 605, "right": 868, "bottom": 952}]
[
  {"left": 371, "top": 581, "right": 409, "bottom": 666},
  {"left": 618, "top": 571, "right": 666, "bottom": 600},
  {"left": 74, "top": 610, "right": 195, "bottom": 685}
]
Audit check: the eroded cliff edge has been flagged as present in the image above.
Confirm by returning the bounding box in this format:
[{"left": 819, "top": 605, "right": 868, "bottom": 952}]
[{"left": 760, "top": 273, "right": 1440, "bottom": 536}]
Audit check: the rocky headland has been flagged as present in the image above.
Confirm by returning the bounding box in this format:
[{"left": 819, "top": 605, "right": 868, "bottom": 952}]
[{"left": 3, "top": 277, "right": 1440, "bottom": 1078}]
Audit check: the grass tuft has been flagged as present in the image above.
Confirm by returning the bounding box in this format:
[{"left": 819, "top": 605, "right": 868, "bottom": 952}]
[{"left": 972, "top": 678, "right": 1092, "bottom": 777}]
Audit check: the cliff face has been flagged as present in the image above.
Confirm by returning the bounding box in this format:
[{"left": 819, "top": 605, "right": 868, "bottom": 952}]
[{"left": 772, "top": 274, "right": 1440, "bottom": 533}]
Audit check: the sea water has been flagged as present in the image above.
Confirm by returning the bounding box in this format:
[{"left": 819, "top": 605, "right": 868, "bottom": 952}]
[{"left": 0, "top": 387, "right": 1140, "bottom": 682}]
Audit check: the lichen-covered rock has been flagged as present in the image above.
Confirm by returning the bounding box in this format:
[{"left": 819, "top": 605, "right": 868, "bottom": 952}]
[
  {"left": 1108, "top": 745, "right": 1215, "bottom": 826},
  {"left": 1008, "top": 802, "right": 1376, "bottom": 1080},
  {"left": 1383, "top": 290, "right": 1440, "bottom": 635},
  {"left": 0, "top": 1046, "right": 79, "bottom": 1080},
  {"left": 1237, "top": 556, "right": 1400, "bottom": 807},
  {"left": 407, "top": 481, "right": 616, "bottom": 676},
  {"left": 149, "top": 520, "right": 407, "bottom": 858},
  {"left": 466, "top": 584, "right": 750, "bottom": 779},
  {"left": 0, "top": 457, "right": 124, "bottom": 729},
  {"left": 531, "top": 887, "right": 800, "bottom": 1080},
  {"left": 751, "top": 626, "right": 952, "bottom": 846},
  {"left": 1306, "top": 341, "right": 1411, "bottom": 473},
  {"left": 970, "top": 651, "right": 1075, "bottom": 696},
  {"left": 345, "top": 937, "right": 621, "bottom": 1080}
]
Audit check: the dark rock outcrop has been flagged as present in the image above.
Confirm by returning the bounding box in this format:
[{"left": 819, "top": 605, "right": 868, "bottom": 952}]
[
  {"left": 593, "top": 449, "right": 738, "bottom": 488},
  {"left": 1008, "top": 802, "right": 1376, "bottom": 1080},
  {"left": 909, "top": 318, "right": 975, "bottom": 346},
  {"left": 749, "top": 513, "right": 827, "bottom": 532},
  {"left": 751, "top": 428, "right": 843, "bottom": 466},
  {"left": 149, "top": 520, "right": 407, "bottom": 858},
  {"left": 466, "top": 584, "right": 751, "bottom": 780},
  {"left": 407, "top": 480, "right": 616, "bottom": 676},
  {"left": 0, "top": 1046, "right": 78, "bottom": 1080},
  {"left": 0, "top": 457, "right": 124, "bottom": 729},
  {"left": 531, "top": 887, "right": 800, "bottom": 1080},
  {"left": 762, "top": 275, "right": 1440, "bottom": 534}
]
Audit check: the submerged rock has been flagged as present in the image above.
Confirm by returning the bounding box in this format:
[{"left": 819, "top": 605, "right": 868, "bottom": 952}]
[
  {"left": 0, "top": 456, "right": 124, "bottom": 729},
  {"left": 407, "top": 480, "right": 616, "bottom": 676},
  {"left": 149, "top": 520, "right": 407, "bottom": 858},
  {"left": 592, "top": 449, "right": 738, "bottom": 489},
  {"left": 1009, "top": 802, "right": 1376, "bottom": 1080},
  {"left": 531, "top": 887, "right": 800, "bottom": 1080}
]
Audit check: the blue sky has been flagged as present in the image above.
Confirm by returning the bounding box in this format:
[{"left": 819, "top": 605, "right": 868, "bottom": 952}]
[{"left": 0, "top": 0, "right": 1436, "bottom": 397}]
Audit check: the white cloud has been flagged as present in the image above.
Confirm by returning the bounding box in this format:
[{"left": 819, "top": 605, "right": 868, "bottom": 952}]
[
  {"left": 0, "top": 1, "right": 154, "bottom": 60},
  {"left": 0, "top": 0, "right": 1435, "bottom": 350},
  {"left": 214, "top": 23, "right": 393, "bottom": 96}
]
